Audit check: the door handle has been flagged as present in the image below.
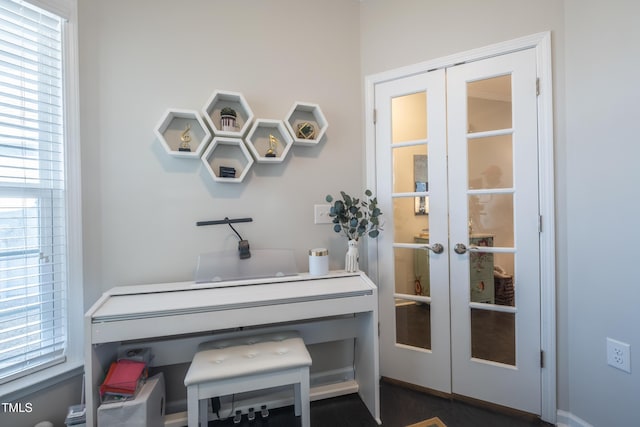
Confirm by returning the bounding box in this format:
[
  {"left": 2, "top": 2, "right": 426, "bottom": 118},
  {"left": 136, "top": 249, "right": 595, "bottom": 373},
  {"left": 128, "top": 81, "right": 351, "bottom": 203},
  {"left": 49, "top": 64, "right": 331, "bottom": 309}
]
[
  {"left": 454, "top": 243, "right": 482, "bottom": 254},
  {"left": 423, "top": 243, "right": 444, "bottom": 254}
]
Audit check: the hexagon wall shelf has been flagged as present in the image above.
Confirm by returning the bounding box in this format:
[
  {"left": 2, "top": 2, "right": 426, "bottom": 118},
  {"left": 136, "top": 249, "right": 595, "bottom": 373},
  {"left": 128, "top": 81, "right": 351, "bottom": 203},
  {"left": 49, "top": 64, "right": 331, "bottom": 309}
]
[
  {"left": 201, "top": 137, "right": 253, "bottom": 183},
  {"left": 245, "top": 119, "right": 293, "bottom": 163},
  {"left": 155, "top": 109, "right": 212, "bottom": 158},
  {"left": 284, "top": 102, "right": 328, "bottom": 146},
  {"left": 202, "top": 90, "right": 254, "bottom": 138}
]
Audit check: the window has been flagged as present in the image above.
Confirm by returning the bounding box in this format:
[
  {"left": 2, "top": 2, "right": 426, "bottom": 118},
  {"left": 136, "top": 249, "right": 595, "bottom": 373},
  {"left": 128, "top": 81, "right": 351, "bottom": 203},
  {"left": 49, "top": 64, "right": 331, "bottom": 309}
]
[{"left": 0, "top": 0, "right": 81, "bottom": 389}]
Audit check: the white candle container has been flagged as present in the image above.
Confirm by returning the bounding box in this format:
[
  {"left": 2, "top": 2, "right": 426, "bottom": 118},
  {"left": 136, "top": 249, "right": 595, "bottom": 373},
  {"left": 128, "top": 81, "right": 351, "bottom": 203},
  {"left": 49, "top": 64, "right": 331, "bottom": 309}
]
[{"left": 308, "top": 248, "right": 329, "bottom": 276}]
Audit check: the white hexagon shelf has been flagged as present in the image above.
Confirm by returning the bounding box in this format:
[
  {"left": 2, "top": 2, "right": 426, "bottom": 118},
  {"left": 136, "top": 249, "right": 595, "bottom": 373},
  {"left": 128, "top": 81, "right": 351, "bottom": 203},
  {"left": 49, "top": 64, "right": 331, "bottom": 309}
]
[
  {"left": 284, "top": 102, "right": 328, "bottom": 146},
  {"left": 155, "top": 109, "right": 212, "bottom": 158},
  {"left": 245, "top": 119, "right": 293, "bottom": 163},
  {"left": 201, "top": 137, "right": 253, "bottom": 183},
  {"left": 202, "top": 90, "right": 254, "bottom": 138}
]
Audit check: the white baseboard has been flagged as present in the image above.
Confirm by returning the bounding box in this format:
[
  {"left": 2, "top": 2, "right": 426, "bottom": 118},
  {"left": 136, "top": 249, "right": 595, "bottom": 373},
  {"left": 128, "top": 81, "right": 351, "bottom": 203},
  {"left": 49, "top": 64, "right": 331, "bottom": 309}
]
[{"left": 557, "top": 410, "right": 593, "bottom": 427}]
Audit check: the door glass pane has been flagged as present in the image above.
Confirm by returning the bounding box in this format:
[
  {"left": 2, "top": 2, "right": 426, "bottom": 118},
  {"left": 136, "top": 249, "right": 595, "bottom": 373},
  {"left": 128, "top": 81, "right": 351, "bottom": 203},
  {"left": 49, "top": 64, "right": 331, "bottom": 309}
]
[
  {"left": 393, "top": 145, "right": 428, "bottom": 193},
  {"left": 413, "top": 237, "right": 431, "bottom": 298},
  {"left": 494, "top": 252, "right": 515, "bottom": 307},
  {"left": 394, "top": 247, "right": 430, "bottom": 297},
  {"left": 391, "top": 91, "right": 427, "bottom": 143},
  {"left": 467, "top": 135, "right": 513, "bottom": 189},
  {"left": 468, "top": 241, "right": 495, "bottom": 304},
  {"left": 393, "top": 197, "right": 429, "bottom": 244},
  {"left": 467, "top": 246, "right": 516, "bottom": 307},
  {"left": 471, "top": 308, "right": 515, "bottom": 365},
  {"left": 396, "top": 298, "right": 431, "bottom": 350},
  {"left": 467, "top": 75, "right": 512, "bottom": 133},
  {"left": 394, "top": 247, "right": 431, "bottom": 349},
  {"left": 468, "top": 194, "right": 514, "bottom": 248}
]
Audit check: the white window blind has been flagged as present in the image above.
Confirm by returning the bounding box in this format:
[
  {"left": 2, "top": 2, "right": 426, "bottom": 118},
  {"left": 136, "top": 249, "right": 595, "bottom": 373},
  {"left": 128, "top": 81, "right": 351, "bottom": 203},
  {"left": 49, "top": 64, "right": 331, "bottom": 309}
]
[{"left": 0, "top": 0, "right": 67, "bottom": 384}]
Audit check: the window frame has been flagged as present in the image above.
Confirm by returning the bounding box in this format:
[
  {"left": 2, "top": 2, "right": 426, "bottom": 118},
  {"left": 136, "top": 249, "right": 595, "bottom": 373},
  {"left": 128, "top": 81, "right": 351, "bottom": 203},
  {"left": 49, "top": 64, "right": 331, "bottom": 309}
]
[{"left": 0, "top": 0, "right": 83, "bottom": 400}]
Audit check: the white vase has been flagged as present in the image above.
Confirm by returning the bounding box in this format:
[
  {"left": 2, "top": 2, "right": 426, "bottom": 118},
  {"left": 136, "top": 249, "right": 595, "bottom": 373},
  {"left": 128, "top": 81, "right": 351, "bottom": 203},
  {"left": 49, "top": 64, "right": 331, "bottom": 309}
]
[{"left": 345, "top": 239, "right": 359, "bottom": 272}]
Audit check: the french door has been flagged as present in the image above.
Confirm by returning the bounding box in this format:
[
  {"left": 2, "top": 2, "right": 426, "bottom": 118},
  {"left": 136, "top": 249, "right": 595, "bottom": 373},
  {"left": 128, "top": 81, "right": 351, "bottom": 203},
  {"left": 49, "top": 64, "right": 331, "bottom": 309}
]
[{"left": 374, "top": 48, "right": 542, "bottom": 414}]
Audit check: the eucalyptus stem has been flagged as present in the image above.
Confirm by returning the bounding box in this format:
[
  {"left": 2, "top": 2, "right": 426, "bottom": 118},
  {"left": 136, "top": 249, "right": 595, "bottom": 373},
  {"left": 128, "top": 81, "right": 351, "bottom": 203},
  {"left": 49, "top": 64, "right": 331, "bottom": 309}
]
[{"left": 325, "top": 189, "right": 383, "bottom": 241}]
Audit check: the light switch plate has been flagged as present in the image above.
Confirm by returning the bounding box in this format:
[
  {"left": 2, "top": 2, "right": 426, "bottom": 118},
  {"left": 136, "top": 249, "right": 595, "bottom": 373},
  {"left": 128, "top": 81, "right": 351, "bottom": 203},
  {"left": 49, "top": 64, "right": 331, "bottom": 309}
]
[{"left": 314, "top": 204, "right": 332, "bottom": 224}]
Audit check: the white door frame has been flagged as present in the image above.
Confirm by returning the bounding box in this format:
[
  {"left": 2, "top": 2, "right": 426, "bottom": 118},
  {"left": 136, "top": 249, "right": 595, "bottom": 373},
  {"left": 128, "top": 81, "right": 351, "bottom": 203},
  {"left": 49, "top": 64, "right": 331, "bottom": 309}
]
[{"left": 364, "top": 32, "right": 556, "bottom": 424}]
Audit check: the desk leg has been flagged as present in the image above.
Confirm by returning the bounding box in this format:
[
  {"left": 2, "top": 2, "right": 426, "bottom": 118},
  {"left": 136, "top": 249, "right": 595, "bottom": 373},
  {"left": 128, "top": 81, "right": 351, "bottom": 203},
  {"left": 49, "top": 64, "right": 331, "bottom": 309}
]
[
  {"left": 355, "top": 311, "right": 381, "bottom": 424},
  {"left": 85, "top": 341, "right": 118, "bottom": 426},
  {"left": 84, "top": 346, "right": 99, "bottom": 427}
]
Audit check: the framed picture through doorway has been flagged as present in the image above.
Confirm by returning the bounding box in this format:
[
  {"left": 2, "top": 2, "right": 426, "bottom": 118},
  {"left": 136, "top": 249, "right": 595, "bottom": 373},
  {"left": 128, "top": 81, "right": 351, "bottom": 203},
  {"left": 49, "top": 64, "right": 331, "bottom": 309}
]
[{"left": 414, "top": 154, "right": 428, "bottom": 215}]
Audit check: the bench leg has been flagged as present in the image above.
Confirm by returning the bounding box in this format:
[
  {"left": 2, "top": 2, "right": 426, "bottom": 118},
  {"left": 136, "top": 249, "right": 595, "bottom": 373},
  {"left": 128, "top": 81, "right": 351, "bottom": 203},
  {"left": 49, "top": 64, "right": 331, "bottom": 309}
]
[
  {"left": 187, "top": 386, "right": 199, "bottom": 427},
  {"left": 294, "top": 382, "right": 301, "bottom": 416},
  {"left": 300, "top": 369, "right": 311, "bottom": 427},
  {"left": 199, "top": 398, "right": 208, "bottom": 426}
]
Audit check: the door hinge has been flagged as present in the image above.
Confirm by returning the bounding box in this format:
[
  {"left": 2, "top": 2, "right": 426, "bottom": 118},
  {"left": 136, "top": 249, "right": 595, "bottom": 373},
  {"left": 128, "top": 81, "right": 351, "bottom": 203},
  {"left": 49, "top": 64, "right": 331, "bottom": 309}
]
[
  {"left": 539, "top": 215, "right": 543, "bottom": 233},
  {"left": 536, "top": 78, "right": 540, "bottom": 96},
  {"left": 540, "top": 350, "right": 544, "bottom": 368},
  {"left": 373, "top": 108, "right": 377, "bottom": 124},
  {"left": 378, "top": 322, "right": 380, "bottom": 336}
]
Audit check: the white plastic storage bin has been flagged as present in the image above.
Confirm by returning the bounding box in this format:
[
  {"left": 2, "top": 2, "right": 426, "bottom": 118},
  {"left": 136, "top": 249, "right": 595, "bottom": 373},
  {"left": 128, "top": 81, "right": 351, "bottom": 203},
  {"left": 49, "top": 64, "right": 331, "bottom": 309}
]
[{"left": 97, "top": 373, "right": 165, "bottom": 427}]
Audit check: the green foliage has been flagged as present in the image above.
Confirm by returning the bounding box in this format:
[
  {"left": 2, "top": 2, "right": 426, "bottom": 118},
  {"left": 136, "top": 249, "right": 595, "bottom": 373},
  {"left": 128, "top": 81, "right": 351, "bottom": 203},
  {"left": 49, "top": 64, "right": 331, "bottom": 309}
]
[{"left": 325, "top": 190, "right": 383, "bottom": 241}]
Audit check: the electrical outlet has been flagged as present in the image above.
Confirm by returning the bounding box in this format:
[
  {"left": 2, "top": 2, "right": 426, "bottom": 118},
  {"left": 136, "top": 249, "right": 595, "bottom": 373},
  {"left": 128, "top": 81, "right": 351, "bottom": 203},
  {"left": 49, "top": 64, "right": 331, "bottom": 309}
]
[
  {"left": 607, "top": 337, "right": 631, "bottom": 373},
  {"left": 314, "top": 204, "right": 332, "bottom": 224}
]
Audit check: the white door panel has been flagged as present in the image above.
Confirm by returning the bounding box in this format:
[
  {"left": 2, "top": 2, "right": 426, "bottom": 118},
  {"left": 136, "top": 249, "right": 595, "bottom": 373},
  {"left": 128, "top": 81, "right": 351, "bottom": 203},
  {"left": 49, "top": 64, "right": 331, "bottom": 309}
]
[
  {"left": 375, "top": 70, "right": 451, "bottom": 394},
  {"left": 447, "top": 48, "right": 540, "bottom": 414}
]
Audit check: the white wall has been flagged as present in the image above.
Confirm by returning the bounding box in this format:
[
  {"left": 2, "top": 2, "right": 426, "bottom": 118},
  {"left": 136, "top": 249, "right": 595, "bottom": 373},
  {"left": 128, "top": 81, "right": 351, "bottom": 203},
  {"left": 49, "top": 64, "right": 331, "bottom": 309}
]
[
  {"left": 359, "top": 0, "right": 564, "bottom": 77},
  {"left": 564, "top": 1, "right": 640, "bottom": 425},
  {"left": 79, "top": 0, "right": 364, "bottom": 305}
]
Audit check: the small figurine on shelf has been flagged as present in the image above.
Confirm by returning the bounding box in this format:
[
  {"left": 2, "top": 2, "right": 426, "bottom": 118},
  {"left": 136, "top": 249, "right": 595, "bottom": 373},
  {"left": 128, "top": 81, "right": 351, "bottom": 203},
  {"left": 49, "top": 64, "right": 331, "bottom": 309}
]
[
  {"left": 178, "top": 124, "right": 192, "bottom": 152},
  {"left": 296, "top": 121, "right": 316, "bottom": 140},
  {"left": 220, "top": 107, "right": 237, "bottom": 131},
  {"left": 265, "top": 134, "right": 278, "bottom": 157}
]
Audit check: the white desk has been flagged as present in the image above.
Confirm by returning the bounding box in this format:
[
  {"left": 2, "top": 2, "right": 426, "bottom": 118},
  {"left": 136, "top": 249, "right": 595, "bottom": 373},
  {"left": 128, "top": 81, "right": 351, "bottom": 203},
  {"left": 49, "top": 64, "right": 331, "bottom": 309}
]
[{"left": 85, "top": 271, "right": 380, "bottom": 426}]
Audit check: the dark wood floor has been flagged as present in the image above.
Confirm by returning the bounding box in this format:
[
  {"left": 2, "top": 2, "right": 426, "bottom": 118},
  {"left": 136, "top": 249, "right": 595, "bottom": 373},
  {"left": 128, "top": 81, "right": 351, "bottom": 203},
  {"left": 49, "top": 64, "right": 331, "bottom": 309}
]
[{"left": 209, "top": 380, "right": 551, "bottom": 427}]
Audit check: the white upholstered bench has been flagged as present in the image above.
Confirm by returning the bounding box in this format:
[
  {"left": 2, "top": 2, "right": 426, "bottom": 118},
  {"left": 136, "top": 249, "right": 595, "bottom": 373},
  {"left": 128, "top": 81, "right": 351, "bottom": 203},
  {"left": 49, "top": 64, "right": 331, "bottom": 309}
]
[{"left": 184, "top": 331, "right": 312, "bottom": 427}]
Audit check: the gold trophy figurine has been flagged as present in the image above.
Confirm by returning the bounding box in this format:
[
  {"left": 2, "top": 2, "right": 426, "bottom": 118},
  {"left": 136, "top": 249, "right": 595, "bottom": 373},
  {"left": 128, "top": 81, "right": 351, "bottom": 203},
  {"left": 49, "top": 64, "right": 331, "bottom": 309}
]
[
  {"left": 178, "top": 124, "right": 192, "bottom": 152},
  {"left": 265, "top": 134, "right": 278, "bottom": 157}
]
